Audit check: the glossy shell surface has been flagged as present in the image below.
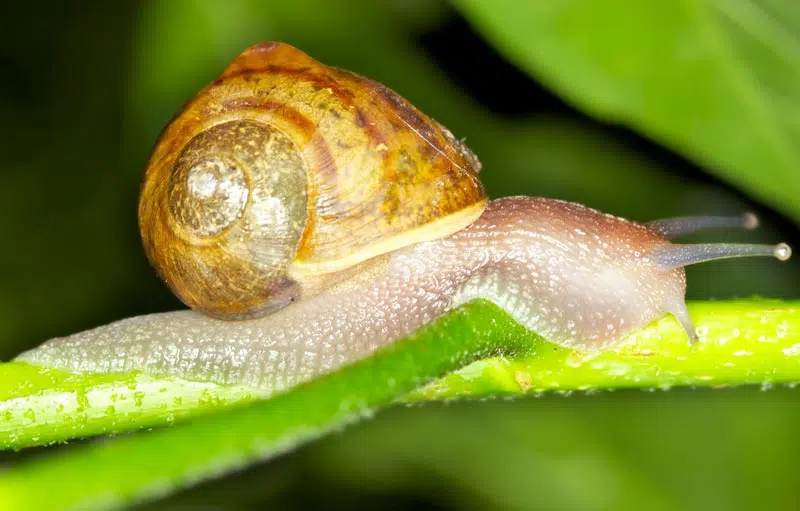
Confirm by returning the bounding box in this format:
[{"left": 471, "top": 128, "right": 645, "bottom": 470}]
[{"left": 139, "top": 42, "right": 486, "bottom": 318}]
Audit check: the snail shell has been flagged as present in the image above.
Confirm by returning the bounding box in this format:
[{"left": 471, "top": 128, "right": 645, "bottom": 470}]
[{"left": 139, "top": 42, "right": 487, "bottom": 319}]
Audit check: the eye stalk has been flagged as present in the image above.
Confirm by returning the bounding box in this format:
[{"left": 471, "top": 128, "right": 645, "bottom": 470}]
[
  {"left": 652, "top": 242, "right": 791, "bottom": 268},
  {"left": 647, "top": 213, "right": 792, "bottom": 268},
  {"left": 648, "top": 212, "right": 759, "bottom": 239}
]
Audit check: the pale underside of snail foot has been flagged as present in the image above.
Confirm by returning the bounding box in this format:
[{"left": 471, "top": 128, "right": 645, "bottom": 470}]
[{"left": 17, "top": 197, "right": 689, "bottom": 393}]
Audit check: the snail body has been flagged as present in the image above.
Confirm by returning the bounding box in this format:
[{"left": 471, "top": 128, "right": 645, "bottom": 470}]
[{"left": 17, "top": 43, "right": 791, "bottom": 391}]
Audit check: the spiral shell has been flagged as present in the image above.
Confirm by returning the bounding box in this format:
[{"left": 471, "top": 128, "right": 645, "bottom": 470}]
[{"left": 139, "top": 42, "right": 486, "bottom": 319}]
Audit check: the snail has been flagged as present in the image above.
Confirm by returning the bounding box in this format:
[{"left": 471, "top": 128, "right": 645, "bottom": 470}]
[{"left": 17, "top": 42, "right": 792, "bottom": 392}]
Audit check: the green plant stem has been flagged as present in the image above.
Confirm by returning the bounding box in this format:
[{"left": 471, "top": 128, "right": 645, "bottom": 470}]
[
  {"left": 1, "top": 299, "right": 800, "bottom": 510},
  {"left": 0, "top": 300, "right": 536, "bottom": 511},
  {"left": 0, "top": 364, "right": 262, "bottom": 449}
]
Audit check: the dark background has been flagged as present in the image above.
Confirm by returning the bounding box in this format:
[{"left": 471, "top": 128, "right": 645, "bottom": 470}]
[{"left": 1, "top": 1, "right": 798, "bottom": 510}]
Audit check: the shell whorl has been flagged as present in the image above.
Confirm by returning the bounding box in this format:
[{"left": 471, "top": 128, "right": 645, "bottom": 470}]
[
  {"left": 142, "top": 120, "right": 309, "bottom": 319},
  {"left": 139, "top": 42, "right": 487, "bottom": 320}
]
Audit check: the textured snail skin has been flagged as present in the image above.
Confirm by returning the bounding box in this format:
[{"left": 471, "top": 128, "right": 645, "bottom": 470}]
[{"left": 18, "top": 197, "right": 688, "bottom": 392}]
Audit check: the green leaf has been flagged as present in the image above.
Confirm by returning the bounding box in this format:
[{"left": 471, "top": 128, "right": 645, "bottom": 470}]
[
  {"left": 1, "top": 299, "right": 800, "bottom": 510},
  {"left": 452, "top": 0, "right": 800, "bottom": 222}
]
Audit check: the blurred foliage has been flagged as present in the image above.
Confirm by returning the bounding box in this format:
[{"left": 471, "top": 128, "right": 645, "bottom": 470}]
[
  {"left": 0, "top": 0, "right": 798, "bottom": 510},
  {"left": 454, "top": 0, "right": 800, "bottom": 223}
]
